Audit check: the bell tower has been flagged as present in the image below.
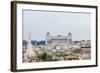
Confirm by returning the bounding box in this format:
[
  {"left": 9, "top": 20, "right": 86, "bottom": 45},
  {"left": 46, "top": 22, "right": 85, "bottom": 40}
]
[{"left": 67, "top": 32, "right": 72, "bottom": 44}]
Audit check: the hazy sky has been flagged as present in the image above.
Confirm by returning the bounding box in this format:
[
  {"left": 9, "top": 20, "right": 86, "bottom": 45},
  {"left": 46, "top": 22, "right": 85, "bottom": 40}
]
[{"left": 23, "top": 10, "right": 91, "bottom": 41}]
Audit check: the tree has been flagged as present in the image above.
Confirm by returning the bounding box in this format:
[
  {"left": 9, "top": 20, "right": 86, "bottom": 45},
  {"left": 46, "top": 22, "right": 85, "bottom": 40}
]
[{"left": 38, "top": 52, "right": 53, "bottom": 61}]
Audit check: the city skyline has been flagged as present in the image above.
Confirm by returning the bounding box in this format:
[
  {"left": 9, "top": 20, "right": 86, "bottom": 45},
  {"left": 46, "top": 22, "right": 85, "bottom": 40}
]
[{"left": 23, "top": 10, "right": 91, "bottom": 41}]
